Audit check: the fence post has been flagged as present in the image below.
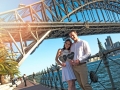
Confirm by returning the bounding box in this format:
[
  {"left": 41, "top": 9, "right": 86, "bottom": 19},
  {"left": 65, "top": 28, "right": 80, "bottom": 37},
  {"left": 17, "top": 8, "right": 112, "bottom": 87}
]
[
  {"left": 53, "top": 63, "right": 64, "bottom": 90},
  {"left": 50, "top": 65, "right": 57, "bottom": 89}
]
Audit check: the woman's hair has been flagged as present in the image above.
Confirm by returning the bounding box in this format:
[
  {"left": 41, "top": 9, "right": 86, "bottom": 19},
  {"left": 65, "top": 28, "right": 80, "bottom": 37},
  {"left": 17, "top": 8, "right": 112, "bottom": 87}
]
[{"left": 63, "top": 39, "right": 72, "bottom": 50}]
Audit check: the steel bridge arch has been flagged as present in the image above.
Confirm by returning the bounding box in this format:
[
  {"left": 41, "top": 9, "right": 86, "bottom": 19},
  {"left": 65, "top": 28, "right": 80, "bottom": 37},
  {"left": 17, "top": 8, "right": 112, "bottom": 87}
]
[
  {"left": 60, "top": 0, "right": 120, "bottom": 22},
  {"left": 0, "top": 0, "right": 120, "bottom": 23}
]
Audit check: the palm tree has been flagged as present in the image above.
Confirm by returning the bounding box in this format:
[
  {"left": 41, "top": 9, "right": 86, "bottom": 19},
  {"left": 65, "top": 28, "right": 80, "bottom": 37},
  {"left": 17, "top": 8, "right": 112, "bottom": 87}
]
[{"left": 0, "top": 41, "right": 20, "bottom": 84}]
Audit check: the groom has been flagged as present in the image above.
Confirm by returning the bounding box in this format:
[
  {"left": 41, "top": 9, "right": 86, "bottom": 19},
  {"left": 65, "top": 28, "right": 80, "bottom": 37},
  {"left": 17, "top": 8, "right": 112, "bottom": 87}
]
[{"left": 69, "top": 30, "right": 92, "bottom": 90}]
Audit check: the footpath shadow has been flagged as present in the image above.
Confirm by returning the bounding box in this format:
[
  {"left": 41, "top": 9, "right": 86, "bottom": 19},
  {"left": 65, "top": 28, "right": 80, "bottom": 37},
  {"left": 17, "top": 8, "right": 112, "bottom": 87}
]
[{"left": 20, "top": 84, "right": 51, "bottom": 90}]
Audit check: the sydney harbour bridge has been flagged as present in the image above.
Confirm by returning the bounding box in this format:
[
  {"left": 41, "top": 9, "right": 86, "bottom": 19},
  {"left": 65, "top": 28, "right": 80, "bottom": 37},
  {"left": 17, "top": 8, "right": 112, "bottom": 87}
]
[{"left": 0, "top": 0, "right": 120, "bottom": 66}]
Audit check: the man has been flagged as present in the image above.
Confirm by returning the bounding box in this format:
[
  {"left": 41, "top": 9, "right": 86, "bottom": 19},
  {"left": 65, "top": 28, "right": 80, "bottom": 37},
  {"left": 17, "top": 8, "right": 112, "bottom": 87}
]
[
  {"left": 33, "top": 72, "right": 35, "bottom": 79},
  {"left": 10, "top": 77, "right": 17, "bottom": 87},
  {"left": 23, "top": 74, "right": 27, "bottom": 86},
  {"left": 33, "top": 72, "right": 36, "bottom": 83},
  {"left": 69, "top": 30, "right": 92, "bottom": 90}
]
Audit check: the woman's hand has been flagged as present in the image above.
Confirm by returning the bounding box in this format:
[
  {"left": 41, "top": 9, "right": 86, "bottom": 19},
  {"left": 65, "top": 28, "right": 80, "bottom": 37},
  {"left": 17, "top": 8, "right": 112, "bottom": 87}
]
[{"left": 61, "top": 62, "right": 66, "bottom": 67}]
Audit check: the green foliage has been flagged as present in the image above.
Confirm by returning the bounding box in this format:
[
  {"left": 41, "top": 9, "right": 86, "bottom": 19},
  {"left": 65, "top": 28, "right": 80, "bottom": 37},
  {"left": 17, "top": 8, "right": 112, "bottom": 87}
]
[{"left": 0, "top": 41, "right": 20, "bottom": 77}]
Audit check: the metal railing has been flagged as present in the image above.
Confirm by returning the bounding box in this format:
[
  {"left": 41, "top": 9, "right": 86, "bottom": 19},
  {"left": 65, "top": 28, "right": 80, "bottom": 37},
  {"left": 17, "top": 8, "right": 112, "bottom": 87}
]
[{"left": 28, "top": 38, "right": 120, "bottom": 90}]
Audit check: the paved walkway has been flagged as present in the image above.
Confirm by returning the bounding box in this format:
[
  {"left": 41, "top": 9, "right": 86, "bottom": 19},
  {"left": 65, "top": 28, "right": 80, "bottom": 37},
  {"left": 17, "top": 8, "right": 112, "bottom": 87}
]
[{"left": 14, "top": 80, "right": 52, "bottom": 90}]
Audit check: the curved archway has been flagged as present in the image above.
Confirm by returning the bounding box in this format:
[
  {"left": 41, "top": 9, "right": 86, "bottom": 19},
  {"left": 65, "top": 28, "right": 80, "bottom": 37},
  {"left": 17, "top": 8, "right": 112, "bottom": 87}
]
[{"left": 60, "top": 1, "right": 120, "bottom": 22}]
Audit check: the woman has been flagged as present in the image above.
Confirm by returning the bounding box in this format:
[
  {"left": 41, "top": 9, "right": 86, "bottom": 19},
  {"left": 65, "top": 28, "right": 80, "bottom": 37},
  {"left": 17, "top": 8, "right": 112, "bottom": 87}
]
[{"left": 55, "top": 39, "right": 76, "bottom": 90}]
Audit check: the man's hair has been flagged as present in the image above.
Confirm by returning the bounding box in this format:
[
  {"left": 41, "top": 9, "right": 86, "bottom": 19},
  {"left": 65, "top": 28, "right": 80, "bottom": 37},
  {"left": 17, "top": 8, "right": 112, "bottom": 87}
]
[{"left": 69, "top": 30, "right": 77, "bottom": 34}]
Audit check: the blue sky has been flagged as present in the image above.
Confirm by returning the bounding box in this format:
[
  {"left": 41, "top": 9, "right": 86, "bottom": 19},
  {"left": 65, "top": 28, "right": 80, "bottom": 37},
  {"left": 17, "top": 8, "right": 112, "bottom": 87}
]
[{"left": 0, "top": 0, "right": 120, "bottom": 76}]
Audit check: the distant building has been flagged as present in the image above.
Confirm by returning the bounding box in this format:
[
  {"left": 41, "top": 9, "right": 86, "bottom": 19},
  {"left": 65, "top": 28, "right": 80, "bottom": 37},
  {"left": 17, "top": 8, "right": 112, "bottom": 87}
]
[
  {"left": 105, "top": 36, "right": 114, "bottom": 50},
  {"left": 89, "top": 57, "right": 100, "bottom": 62},
  {"left": 114, "top": 41, "right": 120, "bottom": 48},
  {"left": 104, "top": 36, "right": 114, "bottom": 56},
  {"left": 104, "top": 36, "right": 120, "bottom": 56},
  {"left": 113, "top": 41, "right": 120, "bottom": 54}
]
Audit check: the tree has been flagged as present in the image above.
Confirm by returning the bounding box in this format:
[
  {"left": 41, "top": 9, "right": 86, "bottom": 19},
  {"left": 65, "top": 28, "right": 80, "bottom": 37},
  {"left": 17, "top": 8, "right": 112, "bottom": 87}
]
[{"left": 0, "top": 40, "right": 20, "bottom": 84}]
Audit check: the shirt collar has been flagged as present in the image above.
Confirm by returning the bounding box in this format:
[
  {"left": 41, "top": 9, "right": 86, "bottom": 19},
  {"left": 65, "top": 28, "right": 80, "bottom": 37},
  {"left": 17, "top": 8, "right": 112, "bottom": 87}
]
[
  {"left": 74, "top": 39, "right": 81, "bottom": 43},
  {"left": 78, "top": 39, "right": 80, "bottom": 42}
]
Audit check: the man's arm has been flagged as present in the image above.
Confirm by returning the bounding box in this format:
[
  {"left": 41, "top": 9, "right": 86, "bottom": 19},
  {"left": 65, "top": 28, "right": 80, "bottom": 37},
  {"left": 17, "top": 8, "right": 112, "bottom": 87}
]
[{"left": 78, "top": 41, "right": 91, "bottom": 63}]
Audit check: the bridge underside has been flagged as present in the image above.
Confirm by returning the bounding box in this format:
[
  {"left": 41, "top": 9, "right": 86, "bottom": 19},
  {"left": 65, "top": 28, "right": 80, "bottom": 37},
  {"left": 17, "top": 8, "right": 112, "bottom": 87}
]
[
  {"left": 0, "top": 22, "right": 119, "bottom": 66},
  {"left": 0, "top": 22, "right": 120, "bottom": 42}
]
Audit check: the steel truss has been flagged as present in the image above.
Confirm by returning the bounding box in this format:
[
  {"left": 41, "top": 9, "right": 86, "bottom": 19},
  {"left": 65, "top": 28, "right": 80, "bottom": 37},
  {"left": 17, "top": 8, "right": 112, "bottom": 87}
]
[{"left": 0, "top": 0, "right": 120, "bottom": 65}]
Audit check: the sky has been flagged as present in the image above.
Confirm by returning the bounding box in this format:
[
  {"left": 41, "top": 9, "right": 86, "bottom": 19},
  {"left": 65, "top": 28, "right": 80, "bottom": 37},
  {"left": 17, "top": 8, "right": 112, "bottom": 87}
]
[{"left": 0, "top": 0, "right": 120, "bottom": 76}]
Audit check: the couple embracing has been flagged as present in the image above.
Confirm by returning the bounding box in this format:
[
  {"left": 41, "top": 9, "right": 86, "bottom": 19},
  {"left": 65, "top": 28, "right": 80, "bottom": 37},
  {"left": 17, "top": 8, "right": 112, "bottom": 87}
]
[{"left": 55, "top": 30, "right": 92, "bottom": 90}]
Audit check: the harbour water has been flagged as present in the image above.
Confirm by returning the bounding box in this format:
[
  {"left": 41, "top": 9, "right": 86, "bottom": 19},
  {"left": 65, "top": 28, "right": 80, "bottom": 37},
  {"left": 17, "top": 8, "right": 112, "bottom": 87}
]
[{"left": 29, "top": 55, "right": 120, "bottom": 90}]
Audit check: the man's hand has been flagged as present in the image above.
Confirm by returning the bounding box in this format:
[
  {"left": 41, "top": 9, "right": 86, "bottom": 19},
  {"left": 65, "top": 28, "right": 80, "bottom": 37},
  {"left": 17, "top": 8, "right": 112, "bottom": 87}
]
[
  {"left": 69, "top": 60, "right": 75, "bottom": 66},
  {"left": 74, "top": 60, "right": 80, "bottom": 65}
]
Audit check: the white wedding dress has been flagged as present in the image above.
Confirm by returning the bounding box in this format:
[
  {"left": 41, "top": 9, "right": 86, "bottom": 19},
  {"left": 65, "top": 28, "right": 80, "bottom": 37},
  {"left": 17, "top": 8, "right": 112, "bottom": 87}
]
[{"left": 61, "top": 50, "right": 76, "bottom": 82}]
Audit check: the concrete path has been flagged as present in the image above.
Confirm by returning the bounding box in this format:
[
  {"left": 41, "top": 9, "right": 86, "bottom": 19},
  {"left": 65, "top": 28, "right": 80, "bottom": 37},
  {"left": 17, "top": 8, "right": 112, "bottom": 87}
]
[{"left": 14, "top": 80, "right": 51, "bottom": 90}]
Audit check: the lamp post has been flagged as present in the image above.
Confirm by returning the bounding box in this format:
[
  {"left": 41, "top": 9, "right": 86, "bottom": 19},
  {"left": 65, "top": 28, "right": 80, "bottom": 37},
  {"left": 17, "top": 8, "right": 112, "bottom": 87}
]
[{"left": 97, "top": 38, "right": 116, "bottom": 90}]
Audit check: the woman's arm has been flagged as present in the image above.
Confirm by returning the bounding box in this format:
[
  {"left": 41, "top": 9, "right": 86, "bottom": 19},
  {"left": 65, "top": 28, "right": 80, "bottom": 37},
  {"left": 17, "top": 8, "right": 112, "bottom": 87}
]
[{"left": 55, "top": 49, "right": 63, "bottom": 66}]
